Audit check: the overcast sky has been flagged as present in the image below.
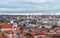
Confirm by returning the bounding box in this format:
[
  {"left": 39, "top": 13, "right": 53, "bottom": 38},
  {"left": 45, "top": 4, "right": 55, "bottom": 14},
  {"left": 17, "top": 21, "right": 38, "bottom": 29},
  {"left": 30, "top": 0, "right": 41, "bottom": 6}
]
[{"left": 0, "top": 0, "right": 60, "bottom": 13}]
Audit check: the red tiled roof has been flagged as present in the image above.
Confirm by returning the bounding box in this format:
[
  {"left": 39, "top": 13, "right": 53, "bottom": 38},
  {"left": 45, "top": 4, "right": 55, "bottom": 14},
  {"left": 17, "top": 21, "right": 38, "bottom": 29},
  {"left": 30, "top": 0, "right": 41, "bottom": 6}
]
[{"left": 2, "top": 23, "right": 13, "bottom": 28}]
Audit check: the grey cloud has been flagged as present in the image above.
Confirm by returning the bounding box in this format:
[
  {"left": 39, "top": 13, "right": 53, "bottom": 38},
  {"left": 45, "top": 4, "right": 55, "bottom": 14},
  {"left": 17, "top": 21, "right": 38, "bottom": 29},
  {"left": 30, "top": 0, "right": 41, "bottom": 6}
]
[{"left": 0, "top": 0, "right": 60, "bottom": 13}]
